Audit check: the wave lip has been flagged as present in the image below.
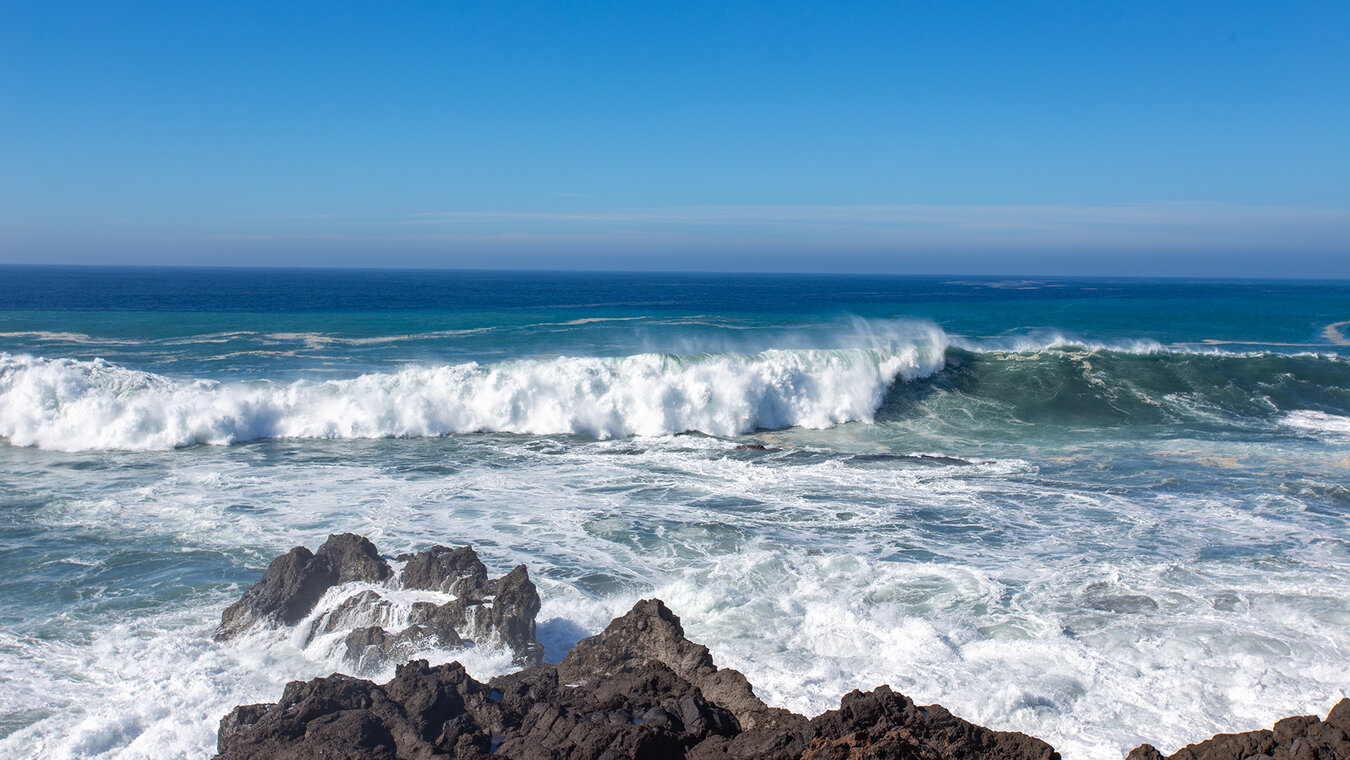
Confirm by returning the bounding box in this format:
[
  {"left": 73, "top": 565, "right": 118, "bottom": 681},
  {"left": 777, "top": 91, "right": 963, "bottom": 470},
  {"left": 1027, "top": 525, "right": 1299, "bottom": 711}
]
[
  {"left": 0, "top": 333, "right": 947, "bottom": 452},
  {"left": 951, "top": 330, "right": 1168, "bottom": 355}
]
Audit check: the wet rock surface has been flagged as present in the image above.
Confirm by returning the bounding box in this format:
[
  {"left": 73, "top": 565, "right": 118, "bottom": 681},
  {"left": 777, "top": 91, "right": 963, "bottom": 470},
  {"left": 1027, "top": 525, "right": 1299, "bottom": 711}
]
[
  {"left": 1128, "top": 699, "right": 1350, "bottom": 760},
  {"left": 217, "top": 597, "right": 1059, "bottom": 760},
  {"left": 216, "top": 534, "right": 391, "bottom": 640},
  {"left": 215, "top": 535, "right": 542, "bottom": 667}
]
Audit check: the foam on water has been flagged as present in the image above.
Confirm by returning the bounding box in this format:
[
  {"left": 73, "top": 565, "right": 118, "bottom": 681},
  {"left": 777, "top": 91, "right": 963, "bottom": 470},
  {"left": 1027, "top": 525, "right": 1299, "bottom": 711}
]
[
  {"left": 0, "top": 326, "right": 946, "bottom": 451},
  {"left": 2, "top": 600, "right": 523, "bottom": 759},
  {"left": 8, "top": 327, "right": 1350, "bottom": 454},
  {"left": 2, "top": 285, "right": 1349, "bottom": 760},
  {"left": 1, "top": 432, "right": 1347, "bottom": 760},
  {"left": 1283, "top": 410, "right": 1350, "bottom": 439}
]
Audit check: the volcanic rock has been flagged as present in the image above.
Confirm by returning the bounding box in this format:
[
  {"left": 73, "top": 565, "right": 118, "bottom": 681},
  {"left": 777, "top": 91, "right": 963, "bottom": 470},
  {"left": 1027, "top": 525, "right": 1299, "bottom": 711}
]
[
  {"left": 215, "top": 533, "right": 391, "bottom": 640},
  {"left": 217, "top": 598, "right": 1060, "bottom": 760},
  {"left": 217, "top": 656, "right": 739, "bottom": 760},
  {"left": 1127, "top": 698, "right": 1350, "bottom": 760},
  {"left": 307, "top": 590, "right": 394, "bottom": 640},
  {"left": 399, "top": 544, "right": 490, "bottom": 597},
  {"left": 215, "top": 536, "right": 542, "bottom": 667},
  {"left": 557, "top": 598, "right": 800, "bottom": 732},
  {"left": 215, "top": 542, "right": 1342, "bottom": 760}
]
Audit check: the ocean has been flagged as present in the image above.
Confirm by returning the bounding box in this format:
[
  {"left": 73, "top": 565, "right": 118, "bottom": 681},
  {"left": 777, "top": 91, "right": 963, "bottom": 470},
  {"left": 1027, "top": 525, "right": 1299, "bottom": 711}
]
[{"left": 0, "top": 267, "right": 1347, "bottom": 760}]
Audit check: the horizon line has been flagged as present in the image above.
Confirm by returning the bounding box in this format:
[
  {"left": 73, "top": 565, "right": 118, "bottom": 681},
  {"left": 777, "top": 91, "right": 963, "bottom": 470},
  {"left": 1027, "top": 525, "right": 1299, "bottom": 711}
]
[{"left": 2, "top": 262, "right": 1348, "bottom": 284}]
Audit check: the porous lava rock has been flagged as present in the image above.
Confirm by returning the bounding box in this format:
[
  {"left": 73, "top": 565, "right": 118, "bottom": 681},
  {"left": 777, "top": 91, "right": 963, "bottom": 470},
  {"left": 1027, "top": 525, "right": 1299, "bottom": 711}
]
[
  {"left": 1127, "top": 699, "right": 1350, "bottom": 760},
  {"left": 217, "top": 656, "right": 739, "bottom": 759},
  {"left": 389, "top": 546, "right": 543, "bottom": 666}
]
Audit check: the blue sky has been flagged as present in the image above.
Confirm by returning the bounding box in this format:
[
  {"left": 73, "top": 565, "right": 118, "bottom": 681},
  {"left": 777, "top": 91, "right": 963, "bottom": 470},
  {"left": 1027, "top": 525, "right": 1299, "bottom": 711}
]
[{"left": 1, "top": 1, "right": 1347, "bottom": 275}]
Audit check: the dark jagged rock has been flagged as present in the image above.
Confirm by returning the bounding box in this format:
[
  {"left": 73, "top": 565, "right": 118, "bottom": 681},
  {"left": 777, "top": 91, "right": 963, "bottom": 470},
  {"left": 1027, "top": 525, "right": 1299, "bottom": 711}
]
[
  {"left": 396, "top": 545, "right": 542, "bottom": 665},
  {"left": 400, "top": 545, "right": 490, "bottom": 597},
  {"left": 806, "top": 686, "right": 1055, "bottom": 760},
  {"left": 307, "top": 590, "right": 393, "bottom": 641},
  {"left": 398, "top": 562, "right": 543, "bottom": 667},
  {"left": 217, "top": 535, "right": 542, "bottom": 667},
  {"left": 218, "top": 550, "right": 1339, "bottom": 760},
  {"left": 558, "top": 598, "right": 800, "bottom": 732},
  {"left": 218, "top": 657, "right": 738, "bottom": 760},
  {"left": 690, "top": 685, "right": 1057, "bottom": 760},
  {"left": 217, "top": 598, "right": 1059, "bottom": 760},
  {"left": 1127, "top": 699, "right": 1350, "bottom": 760},
  {"left": 216, "top": 534, "right": 391, "bottom": 640},
  {"left": 344, "top": 623, "right": 466, "bottom": 672},
  {"left": 323, "top": 533, "right": 395, "bottom": 585},
  {"left": 483, "top": 564, "right": 543, "bottom": 664}
]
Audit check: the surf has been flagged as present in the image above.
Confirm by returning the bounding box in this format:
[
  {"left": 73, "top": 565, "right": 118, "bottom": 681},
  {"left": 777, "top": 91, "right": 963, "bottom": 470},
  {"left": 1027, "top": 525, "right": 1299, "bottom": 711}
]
[{"left": 0, "top": 329, "right": 948, "bottom": 451}]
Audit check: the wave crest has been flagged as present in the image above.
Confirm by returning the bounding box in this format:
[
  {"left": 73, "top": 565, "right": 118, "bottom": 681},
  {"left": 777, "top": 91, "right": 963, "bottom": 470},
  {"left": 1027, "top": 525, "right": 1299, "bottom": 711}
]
[{"left": 0, "top": 332, "right": 947, "bottom": 451}]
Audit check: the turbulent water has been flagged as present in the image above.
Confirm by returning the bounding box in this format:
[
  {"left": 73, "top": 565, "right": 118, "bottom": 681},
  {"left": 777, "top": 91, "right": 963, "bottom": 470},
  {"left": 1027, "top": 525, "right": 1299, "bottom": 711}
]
[{"left": 1, "top": 268, "right": 1348, "bottom": 760}]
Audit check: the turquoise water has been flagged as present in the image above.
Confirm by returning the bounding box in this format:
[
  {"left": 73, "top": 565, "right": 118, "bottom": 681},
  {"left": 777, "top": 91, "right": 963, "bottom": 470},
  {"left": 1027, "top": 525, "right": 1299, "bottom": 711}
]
[{"left": 1, "top": 268, "right": 1348, "bottom": 759}]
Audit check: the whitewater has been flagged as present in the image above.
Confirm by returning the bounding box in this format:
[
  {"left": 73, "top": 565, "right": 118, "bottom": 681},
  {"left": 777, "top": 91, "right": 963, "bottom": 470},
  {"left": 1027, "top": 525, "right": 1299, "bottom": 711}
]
[
  {"left": 0, "top": 336, "right": 946, "bottom": 450},
  {"left": 1, "top": 269, "right": 1348, "bottom": 760}
]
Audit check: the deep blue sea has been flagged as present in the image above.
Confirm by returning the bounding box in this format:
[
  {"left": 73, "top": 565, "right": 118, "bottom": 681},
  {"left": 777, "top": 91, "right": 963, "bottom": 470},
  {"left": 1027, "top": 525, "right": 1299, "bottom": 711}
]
[{"left": 1, "top": 267, "right": 1348, "bottom": 759}]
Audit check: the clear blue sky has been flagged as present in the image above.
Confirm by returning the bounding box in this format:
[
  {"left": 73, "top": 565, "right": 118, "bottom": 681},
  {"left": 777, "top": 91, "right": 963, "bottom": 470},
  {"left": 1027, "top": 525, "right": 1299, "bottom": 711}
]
[{"left": 2, "top": 1, "right": 1347, "bottom": 275}]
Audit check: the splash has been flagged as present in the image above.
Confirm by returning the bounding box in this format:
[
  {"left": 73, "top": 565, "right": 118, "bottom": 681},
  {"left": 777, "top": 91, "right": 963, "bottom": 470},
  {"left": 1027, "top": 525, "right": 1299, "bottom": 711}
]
[{"left": 0, "top": 327, "right": 947, "bottom": 451}]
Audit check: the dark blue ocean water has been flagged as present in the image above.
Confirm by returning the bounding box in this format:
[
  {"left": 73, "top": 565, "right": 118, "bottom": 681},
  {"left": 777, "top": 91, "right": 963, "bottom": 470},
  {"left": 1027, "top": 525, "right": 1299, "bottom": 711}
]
[{"left": 1, "top": 267, "right": 1348, "bottom": 759}]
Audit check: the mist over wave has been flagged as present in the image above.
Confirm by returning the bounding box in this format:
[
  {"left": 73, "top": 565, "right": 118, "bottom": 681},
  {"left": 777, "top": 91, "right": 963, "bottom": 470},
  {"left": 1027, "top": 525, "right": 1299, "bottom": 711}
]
[{"left": 0, "top": 324, "right": 948, "bottom": 451}]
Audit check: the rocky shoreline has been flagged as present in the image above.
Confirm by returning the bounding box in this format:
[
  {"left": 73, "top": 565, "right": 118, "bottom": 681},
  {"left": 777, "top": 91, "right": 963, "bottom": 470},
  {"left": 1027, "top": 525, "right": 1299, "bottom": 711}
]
[{"left": 213, "top": 535, "right": 1350, "bottom": 760}]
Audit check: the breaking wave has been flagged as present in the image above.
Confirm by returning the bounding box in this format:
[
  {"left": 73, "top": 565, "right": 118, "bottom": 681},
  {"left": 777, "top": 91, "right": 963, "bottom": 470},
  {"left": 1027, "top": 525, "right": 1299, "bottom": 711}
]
[{"left": 0, "top": 329, "right": 947, "bottom": 451}]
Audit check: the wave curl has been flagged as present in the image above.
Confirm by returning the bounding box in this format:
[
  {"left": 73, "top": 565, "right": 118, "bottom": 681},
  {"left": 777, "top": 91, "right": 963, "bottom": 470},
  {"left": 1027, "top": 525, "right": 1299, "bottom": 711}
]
[{"left": 0, "top": 330, "right": 947, "bottom": 451}]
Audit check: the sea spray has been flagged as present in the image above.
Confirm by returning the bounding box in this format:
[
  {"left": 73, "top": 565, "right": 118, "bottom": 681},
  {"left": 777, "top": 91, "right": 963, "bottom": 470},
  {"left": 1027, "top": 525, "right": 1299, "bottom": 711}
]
[{"left": 0, "top": 332, "right": 947, "bottom": 451}]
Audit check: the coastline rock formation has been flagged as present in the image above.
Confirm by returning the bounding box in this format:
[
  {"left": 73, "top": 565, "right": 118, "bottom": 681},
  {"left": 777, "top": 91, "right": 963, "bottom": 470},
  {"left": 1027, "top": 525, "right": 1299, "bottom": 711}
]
[
  {"left": 215, "top": 534, "right": 543, "bottom": 668},
  {"left": 556, "top": 599, "right": 802, "bottom": 733},
  {"left": 216, "top": 596, "right": 1058, "bottom": 760},
  {"left": 214, "top": 536, "right": 1349, "bottom": 760},
  {"left": 1128, "top": 700, "right": 1350, "bottom": 760}
]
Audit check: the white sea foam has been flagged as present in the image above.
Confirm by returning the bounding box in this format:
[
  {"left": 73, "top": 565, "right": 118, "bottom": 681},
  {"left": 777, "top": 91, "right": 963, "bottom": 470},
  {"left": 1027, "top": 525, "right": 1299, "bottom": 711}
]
[
  {"left": 0, "top": 327, "right": 947, "bottom": 451},
  {"left": 2, "top": 322, "right": 1347, "bottom": 759},
  {"left": 0, "top": 599, "right": 519, "bottom": 760},
  {"left": 1282, "top": 410, "right": 1350, "bottom": 439},
  {"left": 1, "top": 434, "right": 1347, "bottom": 760}
]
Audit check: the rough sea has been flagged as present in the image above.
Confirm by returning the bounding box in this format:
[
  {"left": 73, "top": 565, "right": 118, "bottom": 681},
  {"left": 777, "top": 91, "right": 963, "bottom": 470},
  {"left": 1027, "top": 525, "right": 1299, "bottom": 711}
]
[{"left": 1, "top": 267, "right": 1347, "bottom": 760}]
